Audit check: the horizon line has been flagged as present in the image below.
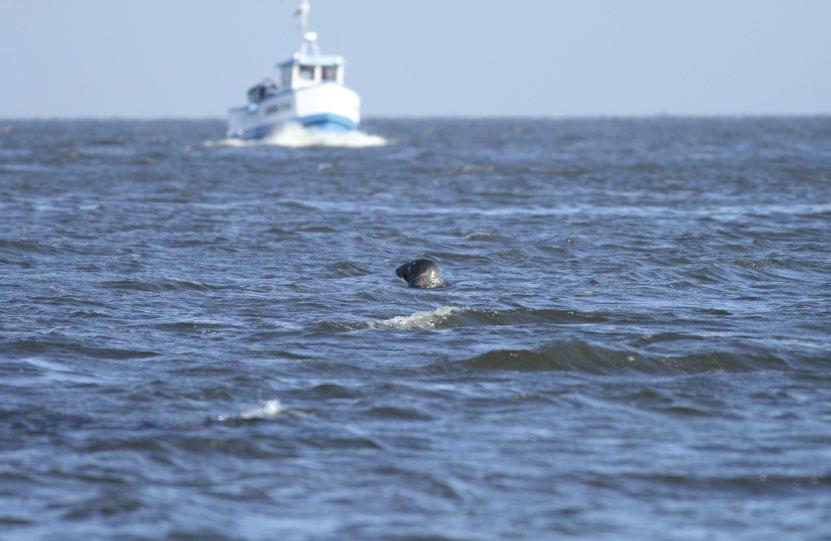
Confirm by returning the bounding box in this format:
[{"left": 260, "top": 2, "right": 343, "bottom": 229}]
[{"left": 2, "top": 112, "right": 830, "bottom": 123}]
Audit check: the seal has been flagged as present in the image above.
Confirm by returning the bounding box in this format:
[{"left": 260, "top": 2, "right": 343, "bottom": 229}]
[{"left": 395, "top": 259, "right": 446, "bottom": 289}]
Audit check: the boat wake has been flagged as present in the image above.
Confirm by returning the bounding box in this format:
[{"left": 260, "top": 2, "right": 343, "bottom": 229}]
[{"left": 209, "top": 123, "right": 387, "bottom": 149}]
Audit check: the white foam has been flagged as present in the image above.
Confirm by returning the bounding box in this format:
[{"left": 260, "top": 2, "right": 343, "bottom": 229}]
[
  {"left": 207, "top": 123, "right": 387, "bottom": 149},
  {"left": 219, "top": 399, "right": 286, "bottom": 422},
  {"left": 370, "top": 306, "right": 460, "bottom": 330}
]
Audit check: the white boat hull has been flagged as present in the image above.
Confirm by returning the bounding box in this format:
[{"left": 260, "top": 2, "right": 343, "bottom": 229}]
[{"left": 227, "top": 83, "right": 360, "bottom": 139}]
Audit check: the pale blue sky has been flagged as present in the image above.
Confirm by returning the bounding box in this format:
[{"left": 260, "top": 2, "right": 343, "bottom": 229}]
[{"left": 1, "top": 0, "right": 829, "bottom": 118}]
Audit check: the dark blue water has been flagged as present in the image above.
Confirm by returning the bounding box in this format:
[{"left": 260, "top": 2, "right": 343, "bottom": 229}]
[{"left": 1, "top": 118, "right": 830, "bottom": 540}]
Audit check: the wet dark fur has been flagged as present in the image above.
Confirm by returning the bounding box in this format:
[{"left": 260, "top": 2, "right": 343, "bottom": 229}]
[{"left": 395, "top": 259, "right": 446, "bottom": 289}]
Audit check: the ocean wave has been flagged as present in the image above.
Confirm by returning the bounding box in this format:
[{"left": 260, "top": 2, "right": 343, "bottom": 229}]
[
  {"left": 4, "top": 339, "right": 159, "bottom": 360},
  {"left": 271, "top": 201, "right": 831, "bottom": 220},
  {"left": 369, "top": 306, "right": 461, "bottom": 330},
  {"left": 207, "top": 123, "right": 387, "bottom": 149},
  {"left": 0, "top": 238, "right": 65, "bottom": 255},
  {"left": 601, "top": 472, "right": 831, "bottom": 490},
  {"left": 432, "top": 341, "right": 793, "bottom": 375},
  {"left": 319, "top": 306, "right": 607, "bottom": 332},
  {"left": 100, "top": 279, "right": 231, "bottom": 292},
  {"left": 323, "top": 260, "right": 372, "bottom": 279}
]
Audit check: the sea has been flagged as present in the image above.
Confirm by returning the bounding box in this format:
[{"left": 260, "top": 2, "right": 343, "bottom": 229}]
[{"left": 1, "top": 118, "right": 830, "bottom": 541}]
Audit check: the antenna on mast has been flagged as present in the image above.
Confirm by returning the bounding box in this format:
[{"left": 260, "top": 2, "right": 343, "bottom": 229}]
[
  {"left": 295, "top": 1, "right": 310, "bottom": 34},
  {"left": 294, "top": 1, "right": 320, "bottom": 56}
]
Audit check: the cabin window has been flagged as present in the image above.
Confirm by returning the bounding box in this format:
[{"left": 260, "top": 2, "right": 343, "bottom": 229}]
[
  {"left": 322, "top": 66, "right": 338, "bottom": 81},
  {"left": 281, "top": 66, "right": 293, "bottom": 87},
  {"left": 299, "top": 65, "right": 316, "bottom": 81}
]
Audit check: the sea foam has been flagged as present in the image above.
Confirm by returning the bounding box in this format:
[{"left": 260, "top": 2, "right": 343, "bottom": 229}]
[
  {"left": 218, "top": 399, "right": 286, "bottom": 422},
  {"left": 369, "top": 306, "right": 460, "bottom": 330}
]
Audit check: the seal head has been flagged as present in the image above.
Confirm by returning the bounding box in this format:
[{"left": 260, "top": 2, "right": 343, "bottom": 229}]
[{"left": 395, "top": 259, "right": 446, "bottom": 289}]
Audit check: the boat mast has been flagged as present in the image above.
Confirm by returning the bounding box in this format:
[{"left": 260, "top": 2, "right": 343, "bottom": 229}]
[{"left": 294, "top": 1, "right": 321, "bottom": 57}]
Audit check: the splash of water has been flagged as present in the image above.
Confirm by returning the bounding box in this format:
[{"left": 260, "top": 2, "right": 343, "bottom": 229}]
[
  {"left": 208, "top": 123, "right": 387, "bottom": 149},
  {"left": 370, "top": 306, "right": 460, "bottom": 330},
  {"left": 218, "top": 399, "right": 286, "bottom": 422}
]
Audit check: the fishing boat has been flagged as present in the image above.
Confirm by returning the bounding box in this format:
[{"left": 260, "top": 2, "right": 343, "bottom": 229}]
[{"left": 226, "top": 1, "right": 361, "bottom": 139}]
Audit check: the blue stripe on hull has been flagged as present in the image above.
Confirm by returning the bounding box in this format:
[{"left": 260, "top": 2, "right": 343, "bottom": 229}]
[
  {"left": 232, "top": 114, "right": 358, "bottom": 140},
  {"left": 297, "top": 114, "right": 358, "bottom": 133}
]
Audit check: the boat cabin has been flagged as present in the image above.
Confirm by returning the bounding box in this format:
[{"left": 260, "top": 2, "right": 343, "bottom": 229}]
[
  {"left": 240, "top": 4, "right": 349, "bottom": 107},
  {"left": 278, "top": 54, "right": 345, "bottom": 89}
]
